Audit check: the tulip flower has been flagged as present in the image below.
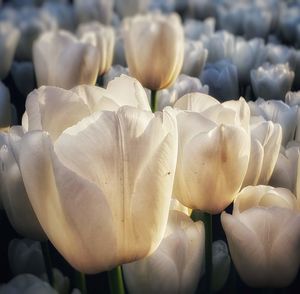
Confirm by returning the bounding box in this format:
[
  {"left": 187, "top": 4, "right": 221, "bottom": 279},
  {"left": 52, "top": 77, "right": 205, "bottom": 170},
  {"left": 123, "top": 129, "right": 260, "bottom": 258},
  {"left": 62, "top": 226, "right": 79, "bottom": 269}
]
[
  {"left": 11, "top": 62, "right": 35, "bottom": 96},
  {"left": 173, "top": 93, "right": 251, "bottom": 214},
  {"left": 266, "top": 44, "right": 297, "bottom": 70},
  {"left": 33, "top": 30, "right": 100, "bottom": 89},
  {"left": 0, "top": 274, "right": 56, "bottom": 294},
  {"left": 201, "top": 60, "right": 239, "bottom": 101},
  {"left": 157, "top": 74, "right": 208, "bottom": 111},
  {"left": 77, "top": 22, "right": 115, "bottom": 76},
  {"left": 212, "top": 240, "right": 231, "bottom": 293},
  {"left": 74, "top": 0, "right": 114, "bottom": 25},
  {"left": 270, "top": 142, "right": 300, "bottom": 208},
  {"left": 15, "top": 7, "right": 57, "bottom": 61},
  {"left": 0, "top": 21, "right": 20, "bottom": 79},
  {"left": 222, "top": 185, "right": 300, "bottom": 288},
  {"left": 250, "top": 63, "right": 294, "bottom": 101},
  {"left": 12, "top": 75, "right": 177, "bottom": 273},
  {"left": 181, "top": 40, "right": 208, "bottom": 77},
  {"left": 232, "top": 37, "right": 267, "bottom": 86},
  {"left": 8, "top": 239, "right": 46, "bottom": 276},
  {"left": 248, "top": 98, "right": 297, "bottom": 146},
  {"left": 123, "top": 210, "right": 205, "bottom": 294},
  {"left": 285, "top": 91, "right": 300, "bottom": 142},
  {"left": 115, "top": 0, "right": 150, "bottom": 18},
  {"left": 123, "top": 12, "right": 184, "bottom": 90},
  {"left": 278, "top": 4, "right": 300, "bottom": 44},
  {"left": 201, "top": 31, "right": 234, "bottom": 64},
  {"left": 41, "top": 2, "right": 76, "bottom": 31},
  {"left": 184, "top": 18, "right": 215, "bottom": 40},
  {"left": 0, "top": 82, "right": 11, "bottom": 130},
  {"left": 242, "top": 120, "right": 282, "bottom": 187},
  {"left": 0, "top": 128, "right": 46, "bottom": 241},
  {"left": 243, "top": 8, "right": 272, "bottom": 40}
]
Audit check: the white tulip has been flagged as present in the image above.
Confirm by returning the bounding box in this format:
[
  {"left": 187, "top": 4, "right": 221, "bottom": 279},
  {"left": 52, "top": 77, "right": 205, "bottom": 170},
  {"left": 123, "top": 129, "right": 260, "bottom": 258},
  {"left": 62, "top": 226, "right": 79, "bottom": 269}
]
[
  {"left": 123, "top": 12, "right": 184, "bottom": 90},
  {"left": 123, "top": 210, "right": 205, "bottom": 294},
  {"left": 222, "top": 185, "right": 300, "bottom": 288},
  {"left": 250, "top": 63, "right": 294, "bottom": 101},
  {"left": 174, "top": 94, "right": 251, "bottom": 214},
  {"left": 74, "top": 0, "right": 114, "bottom": 25},
  {"left": 181, "top": 40, "right": 208, "bottom": 77},
  {"left": 0, "top": 21, "right": 20, "bottom": 79},
  {"left": 115, "top": 0, "right": 150, "bottom": 18},
  {"left": 248, "top": 98, "right": 297, "bottom": 146},
  {"left": 33, "top": 30, "right": 100, "bottom": 89},
  {"left": 77, "top": 22, "right": 115, "bottom": 76}
]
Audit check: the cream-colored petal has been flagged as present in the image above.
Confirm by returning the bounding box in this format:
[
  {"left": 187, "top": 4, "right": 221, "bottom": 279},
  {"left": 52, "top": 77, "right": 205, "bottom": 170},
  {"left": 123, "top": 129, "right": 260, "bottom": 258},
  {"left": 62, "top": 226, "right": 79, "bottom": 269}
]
[
  {"left": 18, "top": 131, "right": 117, "bottom": 273},
  {"left": 25, "top": 86, "right": 92, "bottom": 141},
  {"left": 0, "top": 134, "right": 46, "bottom": 240},
  {"left": 233, "top": 185, "right": 297, "bottom": 216},
  {"left": 257, "top": 123, "right": 282, "bottom": 184},
  {"left": 242, "top": 138, "right": 264, "bottom": 187},
  {"left": 106, "top": 75, "right": 151, "bottom": 111},
  {"left": 174, "top": 92, "right": 219, "bottom": 112},
  {"left": 71, "top": 84, "right": 119, "bottom": 112}
]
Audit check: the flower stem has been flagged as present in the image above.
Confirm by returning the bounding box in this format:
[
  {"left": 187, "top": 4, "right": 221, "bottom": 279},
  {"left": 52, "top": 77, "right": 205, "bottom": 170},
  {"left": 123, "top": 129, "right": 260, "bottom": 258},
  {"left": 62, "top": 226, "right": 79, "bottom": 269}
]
[
  {"left": 108, "top": 266, "right": 125, "bottom": 294},
  {"left": 151, "top": 89, "right": 157, "bottom": 113},
  {"left": 204, "top": 212, "right": 212, "bottom": 294},
  {"left": 40, "top": 241, "right": 54, "bottom": 287},
  {"left": 75, "top": 271, "right": 87, "bottom": 294}
]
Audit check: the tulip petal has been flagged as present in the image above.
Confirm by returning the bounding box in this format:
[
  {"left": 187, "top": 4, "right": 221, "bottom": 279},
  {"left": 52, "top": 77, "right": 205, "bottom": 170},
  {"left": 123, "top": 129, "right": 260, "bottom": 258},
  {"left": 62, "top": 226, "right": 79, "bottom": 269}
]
[
  {"left": 18, "top": 131, "right": 117, "bottom": 273},
  {"left": 25, "top": 86, "right": 92, "bottom": 141}
]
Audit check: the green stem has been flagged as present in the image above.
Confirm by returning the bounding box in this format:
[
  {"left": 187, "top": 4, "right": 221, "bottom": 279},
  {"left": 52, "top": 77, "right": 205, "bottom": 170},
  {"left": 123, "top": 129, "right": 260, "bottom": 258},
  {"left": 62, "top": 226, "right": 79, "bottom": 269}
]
[
  {"left": 151, "top": 89, "right": 157, "bottom": 113},
  {"left": 204, "top": 213, "right": 212, "bottom": 294},
  {"left": 75, "top": 271, "right": 87, "bottom": 294},
  {"left": 108, "top": 266, "right": 125, "bottom": 294},
  {"left": 40, "top": 241, "right": 54, "bottom": 287}
]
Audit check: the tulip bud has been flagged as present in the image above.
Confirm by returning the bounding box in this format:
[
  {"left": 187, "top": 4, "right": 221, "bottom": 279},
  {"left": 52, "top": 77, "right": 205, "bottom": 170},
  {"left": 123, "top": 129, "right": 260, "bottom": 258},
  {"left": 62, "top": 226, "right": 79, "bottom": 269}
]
[
  {"left": 77, "top": 22, "right": 115, "bottom": 76},
  {"left": 74, "top": 0, "right": 114, "bottom": 25},
  {"left": 181, "top": 40, "right": 208, "bottom": 77},
  {"left": 248, "top": 98, "right": 297, "bottom": 146},
  {"left": 123, "top": 210, "right": 205, "bottom": 294},
  {"left": 115, "top": 0, "right": 150, "bottom": 18},
  {"left": 212, "top": 240, "right": 231, "bottom": 293},
  {"left": 123, "top": 12, "right": 184, "bottom": 90},
  {"left": 11, "top": 62, "right": 35, "bottom": 96},
  {"left": 251, "top": 63, "right": 294, "bottom": 101},
  {"left": 201, "top": 60, "right": 239, "bottom": 101},
  {"left": 201, "top": 31, "right": 234, "bottom": 63},
  {"left": 33, "top": 30, "right": 100, "bottom": 89},
  {"left": 242, "top": 120, "right": 282, "bottom": 187},
  {"left": 0, "top": 274, "right": 56, "bottom": 294},
  {"left": 8, "top": 239, "right": 46, "bottom": 277},
  {"left": 0, "top": 21, "right": 20, "bottom": 79},
  {"left": 184, "top": 18, "right": 215, "bottom": 40},
  {"left": 232, "top": 37, "right": 267, "bottom": 86},
  {"left": 243, "top": 8, "right": 272, "bottom": 40},
  {"left": 222, "top": 186, "right": 300, "bottom": 288},
  {"left": 0, "top": 82, "right": 11, "bottom": 130},
  {"left": 266, "top": 44, "right": 297, "bottom": 70}
]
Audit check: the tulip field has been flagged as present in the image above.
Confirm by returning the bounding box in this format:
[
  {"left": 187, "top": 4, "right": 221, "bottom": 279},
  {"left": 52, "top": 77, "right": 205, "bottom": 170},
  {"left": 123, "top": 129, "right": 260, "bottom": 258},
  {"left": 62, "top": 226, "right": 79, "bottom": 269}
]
[{"left": 1, "top": 0, "right": 300, "bottom": 293}]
